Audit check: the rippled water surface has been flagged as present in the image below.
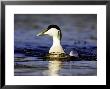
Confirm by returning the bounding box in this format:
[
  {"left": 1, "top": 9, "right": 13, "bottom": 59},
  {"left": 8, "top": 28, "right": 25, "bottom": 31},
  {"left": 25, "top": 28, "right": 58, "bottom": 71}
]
[{"left": 14, "top": 14, "right": 97, "bottom": 76}]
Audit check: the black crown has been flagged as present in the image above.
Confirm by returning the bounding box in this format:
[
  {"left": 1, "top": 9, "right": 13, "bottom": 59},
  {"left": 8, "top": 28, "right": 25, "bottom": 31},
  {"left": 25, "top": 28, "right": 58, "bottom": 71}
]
[{"left": 47, "top": 25, "right": 60, "bottom": 31}]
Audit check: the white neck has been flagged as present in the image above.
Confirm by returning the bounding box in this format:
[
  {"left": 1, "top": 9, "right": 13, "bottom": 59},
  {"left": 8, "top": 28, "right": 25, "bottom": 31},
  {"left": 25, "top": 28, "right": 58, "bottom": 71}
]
[
  {"left": 52, "top": 36, "right": 61, "bottom": 46},
  {"left": 49, "top": 36, "right": 65, "bottom": 53}
]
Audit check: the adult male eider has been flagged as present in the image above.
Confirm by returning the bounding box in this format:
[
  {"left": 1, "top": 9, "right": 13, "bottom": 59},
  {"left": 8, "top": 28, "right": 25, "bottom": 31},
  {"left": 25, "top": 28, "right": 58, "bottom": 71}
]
[{"left": 37, "top": 25, "right": 78, "bottom": 60}]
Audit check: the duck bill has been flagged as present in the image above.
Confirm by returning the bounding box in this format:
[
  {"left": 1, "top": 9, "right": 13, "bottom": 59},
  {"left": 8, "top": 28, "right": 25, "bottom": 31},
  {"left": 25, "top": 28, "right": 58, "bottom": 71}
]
[
  {"left": 37, "top": 32, "right": 44, "bottom": 36},
  {"left": 37, "top": 29, "right": 48, "bottom": 36}
]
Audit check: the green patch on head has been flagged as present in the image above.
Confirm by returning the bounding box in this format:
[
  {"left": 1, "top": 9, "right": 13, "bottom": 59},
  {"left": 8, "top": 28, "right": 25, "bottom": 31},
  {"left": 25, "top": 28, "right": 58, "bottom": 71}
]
[{"left": 58, "top": 30, "right": 62, "bottom": 40}]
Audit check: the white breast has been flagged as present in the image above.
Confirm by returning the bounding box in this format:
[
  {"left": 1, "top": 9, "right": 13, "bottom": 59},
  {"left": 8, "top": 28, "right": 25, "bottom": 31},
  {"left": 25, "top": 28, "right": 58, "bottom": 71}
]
[{"left": 49, "top": 45, "right": 65, "bottom": 53}]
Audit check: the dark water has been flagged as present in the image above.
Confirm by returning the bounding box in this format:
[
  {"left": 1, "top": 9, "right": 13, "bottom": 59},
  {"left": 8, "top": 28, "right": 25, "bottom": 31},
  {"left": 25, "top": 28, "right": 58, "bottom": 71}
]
[{"left": 14, "top": 14, "right": 97, "bottom": 76}]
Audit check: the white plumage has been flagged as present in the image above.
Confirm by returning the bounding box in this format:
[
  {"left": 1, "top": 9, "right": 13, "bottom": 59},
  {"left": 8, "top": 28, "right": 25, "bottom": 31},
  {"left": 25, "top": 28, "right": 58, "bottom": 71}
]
[
  {"left": 37, "top": 25, "right": 65, "bottom": 54},
  {"left": 37, "top": 25, "right": 78, "bottom": 59}
]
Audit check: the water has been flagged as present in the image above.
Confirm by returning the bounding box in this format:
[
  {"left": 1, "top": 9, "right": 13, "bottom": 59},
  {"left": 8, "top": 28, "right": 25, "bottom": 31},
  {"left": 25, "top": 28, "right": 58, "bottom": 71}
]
[
  {"left": 14, "top": 14, "right": 97, "bottom": 76},
  {"left": 15, "top": 59, "right": 96, "bottom": 76}
]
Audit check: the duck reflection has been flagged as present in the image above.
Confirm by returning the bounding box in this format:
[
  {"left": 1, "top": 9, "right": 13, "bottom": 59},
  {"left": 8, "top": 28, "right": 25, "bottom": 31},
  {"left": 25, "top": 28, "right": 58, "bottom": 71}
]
[
  {"left": 48, "top": 60, "right": 61, "bottom": 76},
  {"left": 43, "top": 58, "right": 62, "bottom": 76}
]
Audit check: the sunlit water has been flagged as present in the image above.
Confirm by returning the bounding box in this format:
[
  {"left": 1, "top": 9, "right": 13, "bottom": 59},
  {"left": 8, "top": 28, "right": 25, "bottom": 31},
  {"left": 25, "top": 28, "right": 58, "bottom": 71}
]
[{"left": 14, "top": 14, "right": 97, "bottom": 76}]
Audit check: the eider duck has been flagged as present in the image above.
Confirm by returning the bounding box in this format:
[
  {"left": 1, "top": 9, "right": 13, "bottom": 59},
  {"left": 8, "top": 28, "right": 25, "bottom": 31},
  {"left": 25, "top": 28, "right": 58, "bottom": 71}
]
[{"left": 37, "top": 25, "right": 78, "bottom": 60}]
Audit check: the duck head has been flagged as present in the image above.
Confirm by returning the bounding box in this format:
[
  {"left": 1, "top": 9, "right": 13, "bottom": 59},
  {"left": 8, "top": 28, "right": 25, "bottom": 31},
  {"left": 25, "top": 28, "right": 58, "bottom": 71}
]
[{"left": 37, "top": 25, "right": 62, "bottom": 40}]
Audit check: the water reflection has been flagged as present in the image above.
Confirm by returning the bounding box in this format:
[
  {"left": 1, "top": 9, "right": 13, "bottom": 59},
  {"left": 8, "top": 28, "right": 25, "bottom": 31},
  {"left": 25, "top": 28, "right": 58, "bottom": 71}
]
[
  {"left": 47, "top": 60, "right": 61, "bottom": 76},
  {"left": 14, "top": 57, "right": 97, "bottom": 76}
]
